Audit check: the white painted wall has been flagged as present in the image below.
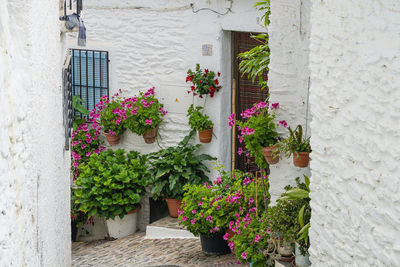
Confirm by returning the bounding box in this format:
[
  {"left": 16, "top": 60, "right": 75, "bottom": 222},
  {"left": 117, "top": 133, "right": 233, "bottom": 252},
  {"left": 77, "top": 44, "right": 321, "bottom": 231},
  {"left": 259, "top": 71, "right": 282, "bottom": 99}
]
[
  {"left": 0, "top": 1, "right": 70, "bottom": 266},
  {"left": 268, "top": 0, "right": 311, "bottom": 202},
  {"left": 65, "top": 0, "right": 267, "bottom": 230},
  {"left": 308, "top": 0, "right": 400, "bottom": 265}
]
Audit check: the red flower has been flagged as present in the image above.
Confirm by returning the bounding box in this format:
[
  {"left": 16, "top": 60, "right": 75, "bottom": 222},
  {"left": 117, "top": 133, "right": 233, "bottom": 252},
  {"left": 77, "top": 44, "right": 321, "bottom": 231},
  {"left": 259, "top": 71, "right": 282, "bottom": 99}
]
[
  {"left": 205, "top": 69, "right": 209, "bottom": 74},
  {"left": 217, "top": 72, "right": 221, "bottom": 77},
  {"left": 209, "top": 86, "right": 213, "bottom": 91},
  {"left": 187, "top": 91, "right": 191, "bottom": 94},
  {"left": 215, "top": 79, "right": 219, "bottom": 85},
  {"left": 193, "top": 93, "right": 198, "bottom": 96},
  {"left": 199, "top": 95, "right": 203, "bottom": 98},
  {"left": 199, "top": 80, "right": 202, "bottom": 84},
  {"left": 191, "top": 86, "right": 195, "bottom": 91}
]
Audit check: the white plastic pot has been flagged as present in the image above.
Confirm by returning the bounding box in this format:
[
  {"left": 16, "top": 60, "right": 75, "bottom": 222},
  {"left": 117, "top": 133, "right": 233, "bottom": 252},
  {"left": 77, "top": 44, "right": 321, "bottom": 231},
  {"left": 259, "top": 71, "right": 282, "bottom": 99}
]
[
  {"left": 106, "top": 209, "right": 139, "bottom": 238},
  {"left": 295, "top": 242, "right": 311, "bottom": 267}
]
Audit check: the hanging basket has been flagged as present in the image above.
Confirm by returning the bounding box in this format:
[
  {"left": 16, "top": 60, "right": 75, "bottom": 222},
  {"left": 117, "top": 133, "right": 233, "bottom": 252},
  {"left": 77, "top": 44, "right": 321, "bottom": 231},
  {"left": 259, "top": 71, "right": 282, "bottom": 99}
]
[
  {"left": 198, "top": 127, "right": 213, "bottom": 143},
  {"left": 262, "top": 146, "right": 279, "bottom": 165},
  {"left": 293, "top": 152, "right": 310, "bottom": 168},
  {"left": 143, "top": 128, "right": 158, "bottom": 144},
  {"left": 105, "top": 133, "right": 120, "bottom": 146}
]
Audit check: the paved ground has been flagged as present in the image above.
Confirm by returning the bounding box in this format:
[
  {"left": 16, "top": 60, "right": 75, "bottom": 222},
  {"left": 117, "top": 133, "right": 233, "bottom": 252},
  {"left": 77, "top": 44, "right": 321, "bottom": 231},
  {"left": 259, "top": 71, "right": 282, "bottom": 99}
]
[{"left": 72, "top": 232, "right": 247, "bottom": 267}]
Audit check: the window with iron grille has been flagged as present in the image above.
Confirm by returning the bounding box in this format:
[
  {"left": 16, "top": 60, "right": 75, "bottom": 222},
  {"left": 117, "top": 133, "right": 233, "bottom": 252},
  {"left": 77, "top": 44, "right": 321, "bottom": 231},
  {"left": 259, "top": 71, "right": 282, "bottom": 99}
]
[{"left": 71, "top": 49, "right": 109, "bottom": 117}]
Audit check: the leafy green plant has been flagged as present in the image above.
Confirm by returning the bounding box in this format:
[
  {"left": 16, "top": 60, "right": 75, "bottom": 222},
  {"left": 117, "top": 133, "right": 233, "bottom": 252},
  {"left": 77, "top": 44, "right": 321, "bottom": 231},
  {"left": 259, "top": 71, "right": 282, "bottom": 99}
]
[
  {"left": 147, "top": 131, "right": 215, "bottom": 199},
  {"left": 124, "top": 87, "right": 167, "bottom": 135},
  {"left": 72, "top": 96, "right": 90, "bottom": 129},
  {"left": 254, "top": 0, "right": 271, "bottom": 27},
  {"left": 277, "top": 125, "right": 311, "bottom": 158},
  {"left": 187, "top": 104, "right": 213, "bottom": 131},
  {"left": 74, "top": 149, "right": 149, "bottom": 220},
  {"left": 238, "top": 33, "right": 270, "bottom": 91},
  {"left": 279, "top": 175, "right": 311, "bottom": 254},
  {"left": 71, "top": 188, "right": 89, "bottom": 227}
]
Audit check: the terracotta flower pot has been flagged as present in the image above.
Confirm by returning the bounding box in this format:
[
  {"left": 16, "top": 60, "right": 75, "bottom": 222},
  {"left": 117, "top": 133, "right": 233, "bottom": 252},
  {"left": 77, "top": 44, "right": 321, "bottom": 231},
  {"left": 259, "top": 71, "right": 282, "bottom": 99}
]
[
  {"left": 143, "top": 128, "right": 157, "bottom": 144},
  {"left": 198, "top": 127, "right": 213, "bottom": 143},
  {"left": 165, "top": 198, "right": 182, "bottom": 218},
  {"left": 105, "top": 133, "right": 120, "bottom": 146},
  {"left": 262, "top": 146, "right": 279, "bottom": 165},
  {"left": 293, "top": 152, "right": 310, "bottom": 168}
]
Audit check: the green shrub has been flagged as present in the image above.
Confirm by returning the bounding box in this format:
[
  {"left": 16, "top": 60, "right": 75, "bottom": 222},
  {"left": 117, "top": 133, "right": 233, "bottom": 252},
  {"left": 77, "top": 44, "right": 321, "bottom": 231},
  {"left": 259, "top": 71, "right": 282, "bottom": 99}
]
[
  {"left": 74, "top": 149, "right": 149, "bottom": 220},
  {"left": 187, "top": 104, "right": 213, "bottom": 131}
]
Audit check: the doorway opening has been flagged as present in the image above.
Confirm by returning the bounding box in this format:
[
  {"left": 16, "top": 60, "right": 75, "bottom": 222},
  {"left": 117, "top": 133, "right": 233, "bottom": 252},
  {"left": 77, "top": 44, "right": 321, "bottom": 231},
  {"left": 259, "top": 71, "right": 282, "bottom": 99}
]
[{"left": 231, "top": 31, "right": 269, "bottom": 173}]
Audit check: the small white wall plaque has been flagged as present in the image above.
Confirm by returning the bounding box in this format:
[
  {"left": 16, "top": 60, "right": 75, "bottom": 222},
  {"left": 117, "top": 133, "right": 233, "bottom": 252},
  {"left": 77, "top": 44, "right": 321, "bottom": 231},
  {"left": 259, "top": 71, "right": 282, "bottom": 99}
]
[{"left": 202, "top": 44, "right": 213, "bottom": 56}]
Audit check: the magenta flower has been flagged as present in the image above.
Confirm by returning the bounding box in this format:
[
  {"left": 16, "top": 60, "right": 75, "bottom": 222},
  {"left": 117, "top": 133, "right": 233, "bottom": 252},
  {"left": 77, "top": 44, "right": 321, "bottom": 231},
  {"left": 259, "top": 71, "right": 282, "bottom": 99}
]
[
  {"left": 223, "top": 233, "right": 229, "bottom": 240},
  {"left": 178, "top": 209, "right": 183, "bottom": 216},
  {"left": 198, "top": 201, "right": 203, "bottom": 206},
  {"left": 216, "top": 177, "right": 222, "bottom": 184},
  {"left": 145, "top": 119, "right": 152, "bottom": 125},
  {"left": 238, "top": 147, "right": 243, "bottom": 155},
  {"left": 108, "top": 130, "right": 116, "bottom": 136},
  {"left": 191, "top": 219, "right": 197, "bottom": 225},
  {"left": 181, "top": 216, "right": 188, "bottom": 222},
  {"left": 192, "top": 209, "right": 197, "bottom": 214},
  {"left": 131, "top": 106, "right": 138, "bottom": 115},
  {"left": 241, "top": 252, "right": 247, "bottom": 260},
  {"left": 254, "top": 235, "right": 261, "bottom": 243},
  {"left": 279, "top": 120, "right": 288, "bottom": 128},
  {"left": 228, "top": 113, "right": 236, "bottom": 129},
  {"left": 271, "top": 102, "right": 279, "bottom": 109}
]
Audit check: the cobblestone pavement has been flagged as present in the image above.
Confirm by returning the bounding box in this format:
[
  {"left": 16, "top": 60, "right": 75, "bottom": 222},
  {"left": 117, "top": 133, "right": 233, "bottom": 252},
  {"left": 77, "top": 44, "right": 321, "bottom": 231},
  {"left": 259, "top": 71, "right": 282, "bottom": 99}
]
[{"left": 72, "top": 232, "right": 248, "bottom": 267}]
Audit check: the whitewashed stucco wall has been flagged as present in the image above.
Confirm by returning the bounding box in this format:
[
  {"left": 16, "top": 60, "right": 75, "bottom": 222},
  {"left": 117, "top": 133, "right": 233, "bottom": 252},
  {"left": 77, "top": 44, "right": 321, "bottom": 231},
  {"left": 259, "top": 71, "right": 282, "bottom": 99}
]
[
  {"left": 268, "top": 0, "right": 311, "bottom": 202},
  {"left": 0, "top": 1, "right": 70, "bottom": 266},
  {"left": 309, "top": 1, "right": 400, "bottom": 266}
]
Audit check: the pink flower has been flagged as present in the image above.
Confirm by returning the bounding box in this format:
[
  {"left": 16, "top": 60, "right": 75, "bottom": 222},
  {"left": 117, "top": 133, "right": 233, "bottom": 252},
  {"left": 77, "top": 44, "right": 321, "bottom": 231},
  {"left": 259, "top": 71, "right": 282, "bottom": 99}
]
[
  {"left": 255, "top": 235, "right": 261, "bottom": 243},
  {"left": 228, "top": 113, "right": 236, "bottom": 129},
  {"left": 216, "top": 177, "right": 222, "bottom": 184},
  {"left": 206, "top": 216, "right": 213, "bottom": 223},
  {"left": 192, "top": 210, "right": 197, "bottom": 214},
  {"left": 279, "top": 120, "right": 288, "bottom": 128},
  {"left": 198, "top": 201, "right": 203, "bottom": 206},
  {"left": 271, "top": 102, "right": 279, "bottom": 109},
  {"left": 108, "top": 130, "right": 116, "bottom": 136},
  {"left": 228, "top": 241, "right": 234, "bottom": 251},
  {"left": 241, "top": 252, "right": 247, "bottom": 260},
  {"left": 86, "top": 151, "right": 91, "bottom": 157},
  {"left": 178, "top": 209, "right": 183, "bottom": 216},
  {"left": 145, "top": 119, "right": 152, "bottom": 125},
  {"left": 131, "top": 106, "right": 138, "bottom": 115},
  {"left": 191, "top": 219, "right": 197, "bottom": 225},
  {"left": 181, "top": 216, "right": 188, "bottom": 222},
  {"left": 238, "top": 147, "right": 243, "bottom": 156},
  {"left": 81, "top": 144, "right": 87, "bottom": 149},
  {"left": 223, "top": 233, "right": 229, "bottom": 240}
]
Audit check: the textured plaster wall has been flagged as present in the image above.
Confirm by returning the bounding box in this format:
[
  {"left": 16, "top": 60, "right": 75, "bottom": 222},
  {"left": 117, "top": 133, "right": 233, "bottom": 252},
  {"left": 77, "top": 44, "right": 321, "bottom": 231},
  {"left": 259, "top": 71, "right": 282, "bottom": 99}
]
[
  {"left": 0, "top": 1, "right": 70, "bottom": 266},
  {"left": 66, "top": 0, "right": 267, "bottom": 230},
  {"left": 268, "top": 0, "right": 311, "bottom": 202},
  {"left": 308, "top": 1, "right": 400, "bottom": 266}
]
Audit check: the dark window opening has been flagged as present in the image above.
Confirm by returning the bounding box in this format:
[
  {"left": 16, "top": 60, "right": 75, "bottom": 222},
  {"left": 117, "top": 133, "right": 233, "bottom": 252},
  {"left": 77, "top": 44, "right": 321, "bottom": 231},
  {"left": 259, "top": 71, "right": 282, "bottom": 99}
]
[{"left": 71, "top": 49, "right": 109, "bottom": 117}]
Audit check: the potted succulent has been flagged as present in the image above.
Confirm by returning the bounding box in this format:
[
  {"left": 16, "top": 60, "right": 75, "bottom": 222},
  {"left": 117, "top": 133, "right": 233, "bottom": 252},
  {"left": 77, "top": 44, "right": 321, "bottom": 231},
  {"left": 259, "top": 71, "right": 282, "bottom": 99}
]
[
  {"left": 277, "top": 125, "right": 311, "bottom": 168},
  {"left": 124, "top": 87, "right": 167, "bottom": 144},
  {"left": 148, "top": 131, "right": 215, "bottom": 218},
  {"left": 91, "top": 90, "right": 127, "bottom": 145},
  {"left": 230, "top": 101, "right": 285, "bottom": 167},
  {"left": 187, "top": 104, "right": 214, "bottom": 143},
  {"left": 280, "top": 176, "right": 311, "bottom": 267},
  {"left": 186, "top": 64, "right": 222, "bottom": 98},
  {"left": 74, "top": 149, "right": 149, "bottom": 238}
]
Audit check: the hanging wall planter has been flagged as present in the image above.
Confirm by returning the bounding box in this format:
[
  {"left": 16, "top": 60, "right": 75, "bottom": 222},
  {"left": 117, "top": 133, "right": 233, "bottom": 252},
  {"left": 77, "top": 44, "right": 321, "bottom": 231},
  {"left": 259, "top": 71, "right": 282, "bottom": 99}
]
[
  {"left": 165, "top": 198, "right": 182, "bottom": 218},
  {"left": 105, "top": 133, "right": 120, "bottom": 146},
  {"left": 262, "top": 145, "right": 279, "bottom": 165},
  {"left": 293, "top": 152, "right": 310, "bottom": 168},
  {"left": 200, "top": 233, "right": 231, "bottom": 255},
  {"left": 198, "top": 127, "right": 213, "bottom": 143},
  {"left": 143, "top": 128, "right": 158, "bottom": 144}
]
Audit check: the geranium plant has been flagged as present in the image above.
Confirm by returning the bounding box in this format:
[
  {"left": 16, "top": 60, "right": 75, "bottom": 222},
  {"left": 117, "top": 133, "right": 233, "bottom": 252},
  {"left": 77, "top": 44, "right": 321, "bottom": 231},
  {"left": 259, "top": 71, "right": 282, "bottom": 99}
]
[
  {"left": 70, "top": 121, "right": 105, "bottom": 180},
  {"left": 74, "top": 149, "right": 149, "bottom": 220},
  {"left": 230, "top": 101, "right": 285, "bottom": 168},
  {"left": 187, "top": 104, "right": 213, "bottom": 131},
  {"left": 147, "top": 131, "right": 214, "bottom": 199},
  {"left": 124, "top": 87, "right": 167, "bottom": 135},
  {"left": 186, "top": 64, "right": 221, "bottom": 98},
  {"left": 277, "top": 124, "right": 311, "bottom": 157},
  {"left": 91, "top": 90, "right": 127, "bottom": 137}
]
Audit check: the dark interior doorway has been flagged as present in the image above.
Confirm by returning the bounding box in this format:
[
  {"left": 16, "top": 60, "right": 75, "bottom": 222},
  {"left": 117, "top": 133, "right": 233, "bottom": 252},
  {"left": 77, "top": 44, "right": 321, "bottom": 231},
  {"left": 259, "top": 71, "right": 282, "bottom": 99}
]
[{"left": 231, "top": 31, "right": 269, "bottom": 173}]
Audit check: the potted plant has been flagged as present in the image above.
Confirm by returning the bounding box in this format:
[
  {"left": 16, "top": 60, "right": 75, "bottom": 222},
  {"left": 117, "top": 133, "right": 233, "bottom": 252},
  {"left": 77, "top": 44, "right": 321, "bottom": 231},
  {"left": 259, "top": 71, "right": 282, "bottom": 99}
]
[
  {"left": 230, "top": 101, "right": 285, "bottom": 167},
  {"left": 74, "top": 149, "right": 149, "bottom": 238},
  {"left": 91, "top": 90, "right": 127, "bottom": 145},
  {"left": 70, "top": 121, "right": 105, "bottom": 180},
  {"left": 277, "top": 125, "right": 311, "bottom": 168},
  {"left": 280, "top": 176, "right": 311, "bottom": 267},
  {"left": 186, "top": 64, "right": 222, "bottom": 98},
  {"left": 71, "top": 189, "right": 90, "bottom": 242},
  {"left": 124, "top": 87, "right": 167, "bottom": 144},
  {"left": 148, "top": 131, "right": 215, "bottom": 217},
  {"left": 187, "top": 104, "right": 214, "bottom": 143},
  {"left": 179, "top": 182, "right": 231, "bottom": 255}
]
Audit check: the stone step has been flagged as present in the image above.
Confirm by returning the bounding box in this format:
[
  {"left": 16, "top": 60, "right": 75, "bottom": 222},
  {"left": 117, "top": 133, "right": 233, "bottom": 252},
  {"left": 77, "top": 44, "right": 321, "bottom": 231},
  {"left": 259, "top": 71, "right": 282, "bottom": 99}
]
[{"left": 145, "top": 216, "right": 197, "bottom": 239}]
